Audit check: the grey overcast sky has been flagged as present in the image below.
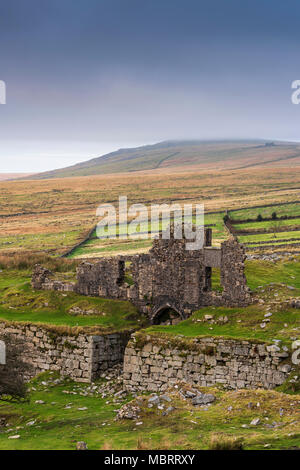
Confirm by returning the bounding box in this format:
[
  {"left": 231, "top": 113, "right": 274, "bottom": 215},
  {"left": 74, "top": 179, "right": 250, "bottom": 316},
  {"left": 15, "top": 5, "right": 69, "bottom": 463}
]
[{"left": 1, "top": 0, "right": 300, "bottom": 172}]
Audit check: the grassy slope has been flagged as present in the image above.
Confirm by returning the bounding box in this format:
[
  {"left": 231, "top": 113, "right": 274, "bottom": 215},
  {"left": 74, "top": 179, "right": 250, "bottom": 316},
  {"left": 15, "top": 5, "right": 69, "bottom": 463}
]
[
  {"left": 24, "top": 140, "right": 300, "bottom": 179},
  {"left": 229, "top": 203, "right": 300, "bottom": 248},
  {"left": 145, "top": 303, "right": 300, "bottom": 347},
  {"left": 0, "top": 372, "right": 299, "bottom": 450},
  {"left": 0, "top": 270, "right": 146, "bottom": 331},
  {"left": 0, "top": 257, "right": 299, "bottom": 340}
]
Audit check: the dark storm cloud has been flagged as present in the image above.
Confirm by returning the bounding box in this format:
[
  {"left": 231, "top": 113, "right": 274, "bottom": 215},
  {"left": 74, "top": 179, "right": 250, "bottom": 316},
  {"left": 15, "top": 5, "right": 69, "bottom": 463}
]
[{"left": 0, "top": 0, "right": 300, "bottom": 171}]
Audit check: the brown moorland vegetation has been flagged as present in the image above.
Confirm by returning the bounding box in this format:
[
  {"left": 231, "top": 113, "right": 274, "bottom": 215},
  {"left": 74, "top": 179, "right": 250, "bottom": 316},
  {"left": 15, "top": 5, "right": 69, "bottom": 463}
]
[{"left": 0, "top": 165, "right": 299, "bottom": 257}]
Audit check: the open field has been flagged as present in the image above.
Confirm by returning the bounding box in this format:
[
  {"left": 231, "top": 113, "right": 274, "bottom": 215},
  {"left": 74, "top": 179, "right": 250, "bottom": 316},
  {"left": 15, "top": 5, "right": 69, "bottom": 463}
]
[
  {"left": 1, "top": 166, "right": 300, "bottom": 258},
  {"left": 226, "top": 202, "right": 300, "bottom": 251},
  {"left": 229, "top": 203, "right": 300, "bottom": 221},
  {"left": 234, "top": 218, "right": 300, "bottom": 231},
  {"left": 0, "top": 372, "right": 299, "bottom": 450},
  {"left": 239, "top": 230, "right": 300, "bottom": 244}
]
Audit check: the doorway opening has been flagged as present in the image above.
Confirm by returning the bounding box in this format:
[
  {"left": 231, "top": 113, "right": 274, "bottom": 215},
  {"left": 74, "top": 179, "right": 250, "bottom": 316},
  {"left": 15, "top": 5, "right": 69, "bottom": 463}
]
[{"left": 153, "top": 307, "right": 182, "bottom": 325}]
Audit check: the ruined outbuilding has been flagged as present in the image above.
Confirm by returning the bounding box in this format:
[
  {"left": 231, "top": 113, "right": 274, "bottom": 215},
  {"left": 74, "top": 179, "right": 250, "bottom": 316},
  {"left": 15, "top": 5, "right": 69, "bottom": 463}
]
[{"left": 32, "top": 227, "right": 251, "bottom": 323}]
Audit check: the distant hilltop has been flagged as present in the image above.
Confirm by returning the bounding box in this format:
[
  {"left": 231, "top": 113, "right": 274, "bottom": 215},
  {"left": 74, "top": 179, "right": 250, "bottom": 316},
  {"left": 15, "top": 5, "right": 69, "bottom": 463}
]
[
  {"left": 0, "top": 173, "right": 34, "bottom": 181},
  {"left": 19, "top": 139, "right": 300, "bottom": 180}
]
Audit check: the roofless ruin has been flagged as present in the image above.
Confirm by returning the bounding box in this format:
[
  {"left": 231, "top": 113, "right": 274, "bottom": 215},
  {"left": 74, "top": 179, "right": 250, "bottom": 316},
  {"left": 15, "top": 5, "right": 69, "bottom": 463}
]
[{"left": 32, "top": 227, "right": 251, "bottom": 324}]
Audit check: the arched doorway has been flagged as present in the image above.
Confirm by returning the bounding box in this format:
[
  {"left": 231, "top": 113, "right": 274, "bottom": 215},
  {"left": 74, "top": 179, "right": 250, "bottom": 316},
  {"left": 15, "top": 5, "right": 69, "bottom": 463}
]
[{"left": 152, "top": 306, "right": 182, "bottom": 325}]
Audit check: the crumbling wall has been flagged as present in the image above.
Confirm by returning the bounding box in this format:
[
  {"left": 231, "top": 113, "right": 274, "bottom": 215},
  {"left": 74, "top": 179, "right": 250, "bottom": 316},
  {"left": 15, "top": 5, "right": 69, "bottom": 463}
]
[
  {"left": 31, "top": 229, "right": 251, "bottom": 321},
  {"left": 220, "top": 238, "right": 251, "bottom": 306},
  {"left": 0, "top": 322, "right": 130, "bottom": 383},
  {"left": 76, "top": 259, "right": 127, "bottom": 299},
  {"left": 123, "top": 334, "right": 291, "bottom": 392},
  {"left": 31, "top": 265, "right": 75, "bottom": 293},
  {"left": 129, "top": 237, "right": 208, "bottom": 320}
]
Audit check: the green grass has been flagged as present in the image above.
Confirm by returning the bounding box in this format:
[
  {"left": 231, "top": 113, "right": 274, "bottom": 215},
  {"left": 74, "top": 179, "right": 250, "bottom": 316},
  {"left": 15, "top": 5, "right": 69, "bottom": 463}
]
[
  {"left": 245, "top": 258, "right": 300, "bottom": 290},
  {"left": 0, "top": 254, "right": 300, "bottom": 449},
  {"left": 0, "top": 372, "right": 299, "bottom": 450},
  {"left": 0, "top": 270, "right": 145, "bottom": 331},
  {"left": 0, "top": 230, "right": 82, "bottom": 253},
  {"left": 1, "top": 257, "right": 300, "bottom": 334},
  {"left": 144, "top": 304, "right": 300, "bottom": 346},
  {"left": 234, "top": 217, "right": 300, "bottom": 231},
  {"left": 239, "top": 230, "right": 300, "bottom": 243},
  {"left": 230, "top": 203, "right": 300, "bottom": 221},
  {"left": 69, "top": 238, "right": 153, "bottom": 258},
  {"left": 246, "top": 240, "right": 300, "bottom": 248},
  {"left": 144, "top": 257, "right": 300, "bottom": 345}
]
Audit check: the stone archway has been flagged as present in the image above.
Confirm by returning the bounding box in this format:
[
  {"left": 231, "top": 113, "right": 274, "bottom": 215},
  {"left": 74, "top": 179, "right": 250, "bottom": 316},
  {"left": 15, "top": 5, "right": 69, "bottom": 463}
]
[{"left": 152, "top": 305, "right": 183, "bottom": 325}]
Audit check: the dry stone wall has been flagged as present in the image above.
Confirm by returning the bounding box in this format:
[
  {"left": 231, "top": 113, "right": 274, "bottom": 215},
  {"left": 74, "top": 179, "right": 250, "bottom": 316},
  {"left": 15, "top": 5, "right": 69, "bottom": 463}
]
[
  {"left": 123, "top": 334, "right": 291, "bottom": 391},
  {"left": 0, "top": 322, "right": 130, "bottom": 383}
]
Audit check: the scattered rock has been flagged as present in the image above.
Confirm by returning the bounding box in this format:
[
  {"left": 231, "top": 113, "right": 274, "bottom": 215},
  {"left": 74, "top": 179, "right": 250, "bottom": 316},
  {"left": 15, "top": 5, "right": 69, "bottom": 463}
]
[
  {"left": 148, "top": 395, "right": 160, "bottom": 405},
  {"left": 116, "top": 402, "right": 141, "bottom": 420},
  {"left": 250, "top": 418, "right": 260, "bottom": 426},
  {"left": 192, "top": 393, "right": 215, "bottom": 406},
  {"left": 160, "top": 394, "right": 171, "bottom": 402},
  {"left": 76, "top": 441, "right": 88, "bottom": 450},
  {"left": 266, "top": 345, "right": 280, "bottom": 353},
  {"left": 26, "top": 420, "right": 36, "bottom": 426},
  {"left": 163, "top": 406, "right": 175, "bottom": 416},
  {"left": 184, "top": 390, "right": 197, "bottom": 398},
  {"left": 204, "top": 315, "right": 214, "bottom": 321}
]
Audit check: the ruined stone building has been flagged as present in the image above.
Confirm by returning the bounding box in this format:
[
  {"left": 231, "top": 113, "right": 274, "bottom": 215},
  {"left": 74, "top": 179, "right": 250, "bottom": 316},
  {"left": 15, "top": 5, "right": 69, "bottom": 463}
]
[{"left": 32, "top": 228, "right": 251, "bottom": 323}]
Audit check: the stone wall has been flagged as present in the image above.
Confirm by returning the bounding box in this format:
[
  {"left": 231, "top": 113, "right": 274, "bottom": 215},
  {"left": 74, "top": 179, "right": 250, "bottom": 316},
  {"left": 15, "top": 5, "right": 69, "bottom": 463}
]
[
  {"left": 123, "top": 334, "right": 291, "bottom": 391},
  {"left": 31, "top": 265, "right": 75, "bottom": 293},
  {"left": 220, "top": 238, "right": 250, "bottom": 305},
  {"left": 76, "top": 258, "right": 127, "bottom": 299},
  {"left": 0, "top": 322, "right": 130, "bottom": 383}
]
